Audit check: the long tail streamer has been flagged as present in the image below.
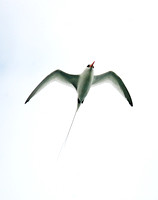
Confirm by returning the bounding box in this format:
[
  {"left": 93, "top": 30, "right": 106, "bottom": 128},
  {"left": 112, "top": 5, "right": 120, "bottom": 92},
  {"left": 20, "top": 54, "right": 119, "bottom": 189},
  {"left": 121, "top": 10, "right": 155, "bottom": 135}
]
[{"left": 57, "top": 103, "right": 81, "bottom": 159}]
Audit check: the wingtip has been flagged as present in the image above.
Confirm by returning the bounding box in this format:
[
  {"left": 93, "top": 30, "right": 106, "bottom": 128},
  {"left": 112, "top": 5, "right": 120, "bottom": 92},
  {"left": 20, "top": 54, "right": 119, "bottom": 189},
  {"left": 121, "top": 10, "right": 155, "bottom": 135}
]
[
  {"left": 129, "top": 100, "right": 133, "bottom": 107},
  {"left": 25, "top": 99, "right": 29, "bottom": 104}
]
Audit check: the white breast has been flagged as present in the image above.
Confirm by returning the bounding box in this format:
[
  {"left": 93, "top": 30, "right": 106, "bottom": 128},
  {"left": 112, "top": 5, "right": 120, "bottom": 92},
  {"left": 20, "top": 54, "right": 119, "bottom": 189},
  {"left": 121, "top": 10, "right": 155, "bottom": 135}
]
[{"left": 77, "top": 68, "right": 94, "bottom": 101}]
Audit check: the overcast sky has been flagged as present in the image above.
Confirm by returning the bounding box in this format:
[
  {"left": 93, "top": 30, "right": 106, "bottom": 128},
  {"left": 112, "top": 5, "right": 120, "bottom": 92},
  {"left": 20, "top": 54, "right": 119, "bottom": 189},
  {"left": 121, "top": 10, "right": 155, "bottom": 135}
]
[{"left": 1, "top": 0, "right": 158, "bottom": 199}]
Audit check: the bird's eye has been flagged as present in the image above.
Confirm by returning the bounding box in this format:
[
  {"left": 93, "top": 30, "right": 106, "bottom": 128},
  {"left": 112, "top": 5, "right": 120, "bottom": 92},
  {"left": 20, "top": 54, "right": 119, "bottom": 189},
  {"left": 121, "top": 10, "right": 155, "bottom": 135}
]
[{"left": 87, "top": 65, "right": 90, "bottom": 68}]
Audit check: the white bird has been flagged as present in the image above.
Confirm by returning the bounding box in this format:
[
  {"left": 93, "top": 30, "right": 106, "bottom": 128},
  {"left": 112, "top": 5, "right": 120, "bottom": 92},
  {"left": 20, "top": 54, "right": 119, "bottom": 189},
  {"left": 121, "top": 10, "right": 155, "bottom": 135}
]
[{"left": 25, "top": 61, "right": 133, "bottom": 148}]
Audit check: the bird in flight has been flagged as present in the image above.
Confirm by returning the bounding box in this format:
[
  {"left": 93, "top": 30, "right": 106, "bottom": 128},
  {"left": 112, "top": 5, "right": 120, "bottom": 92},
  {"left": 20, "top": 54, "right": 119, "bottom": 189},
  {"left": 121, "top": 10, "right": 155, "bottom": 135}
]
[{"left": 25, "top": 61, "right": 133, "bottom": 148}]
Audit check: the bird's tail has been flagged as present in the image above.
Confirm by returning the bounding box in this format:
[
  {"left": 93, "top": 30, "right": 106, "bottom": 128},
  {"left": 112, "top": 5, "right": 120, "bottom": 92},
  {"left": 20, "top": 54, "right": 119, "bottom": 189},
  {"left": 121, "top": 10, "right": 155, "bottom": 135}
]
[{"left": 57, "top": 100, "right": 82, "bottom": 158}]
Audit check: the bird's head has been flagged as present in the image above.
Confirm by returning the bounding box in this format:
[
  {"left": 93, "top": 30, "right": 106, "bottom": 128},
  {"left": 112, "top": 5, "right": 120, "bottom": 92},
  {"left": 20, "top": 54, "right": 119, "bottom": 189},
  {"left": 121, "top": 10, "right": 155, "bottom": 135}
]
[{"left": 87, "top": 61, "right": 95, "bottom": 69}]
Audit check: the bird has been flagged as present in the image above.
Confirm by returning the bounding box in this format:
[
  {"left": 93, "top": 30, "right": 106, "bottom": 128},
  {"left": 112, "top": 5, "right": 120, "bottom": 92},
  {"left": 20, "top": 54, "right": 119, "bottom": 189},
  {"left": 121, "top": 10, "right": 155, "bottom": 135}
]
[{"left": 25, "top": 61, "right": 133, "bottom": 149}]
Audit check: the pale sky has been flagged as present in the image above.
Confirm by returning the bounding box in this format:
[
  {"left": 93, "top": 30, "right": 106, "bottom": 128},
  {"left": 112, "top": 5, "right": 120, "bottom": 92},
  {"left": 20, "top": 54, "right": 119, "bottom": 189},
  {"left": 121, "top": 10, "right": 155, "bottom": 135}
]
[{"left": 1, "top": 0, "right": 158, "bottom": 199}]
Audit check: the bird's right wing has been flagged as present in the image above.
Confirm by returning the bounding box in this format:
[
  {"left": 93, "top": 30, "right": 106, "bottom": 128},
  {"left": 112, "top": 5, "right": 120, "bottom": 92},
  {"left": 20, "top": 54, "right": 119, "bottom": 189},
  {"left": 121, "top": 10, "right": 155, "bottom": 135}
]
[
  {"left": 92, "top": 71, "right": 133, "bottom": 106},
  {"left": 25, "top": 70, "right": 79, "bottom": 104}
]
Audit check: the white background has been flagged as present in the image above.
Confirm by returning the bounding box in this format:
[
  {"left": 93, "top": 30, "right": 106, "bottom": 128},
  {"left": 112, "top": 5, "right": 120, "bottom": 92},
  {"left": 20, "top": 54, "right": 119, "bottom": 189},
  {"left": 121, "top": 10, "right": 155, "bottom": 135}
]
[{"left": 1, "top": 0, "right": 158, "bottom": 199}]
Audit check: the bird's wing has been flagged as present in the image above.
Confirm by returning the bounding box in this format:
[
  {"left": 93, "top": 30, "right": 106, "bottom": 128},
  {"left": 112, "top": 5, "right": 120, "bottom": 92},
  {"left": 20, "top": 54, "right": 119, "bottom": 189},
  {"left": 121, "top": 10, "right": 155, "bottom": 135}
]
[
  {"left": 25, "top": 70, "right": 79, "bottom": 104},
  {"left": 92, "top": 71, "right": 133, "bottom": 106}
]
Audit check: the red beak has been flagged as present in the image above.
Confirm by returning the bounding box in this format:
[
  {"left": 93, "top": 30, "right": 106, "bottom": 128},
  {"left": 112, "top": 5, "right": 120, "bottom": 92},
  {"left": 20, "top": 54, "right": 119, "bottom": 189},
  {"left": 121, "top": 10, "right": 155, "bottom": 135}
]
[{"left": 90, "top": 61, "right": 95, "bottom": 68}]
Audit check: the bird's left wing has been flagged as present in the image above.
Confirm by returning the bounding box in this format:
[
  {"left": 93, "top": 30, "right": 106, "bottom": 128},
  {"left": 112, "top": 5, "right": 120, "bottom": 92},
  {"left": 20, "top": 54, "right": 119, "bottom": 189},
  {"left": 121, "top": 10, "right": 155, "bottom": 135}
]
[
  {"left": 92, "top": 71, "right": 133, "bottom": 106},
  {"left": 25, "top": 70, "right": 79, "bottom": 104}
]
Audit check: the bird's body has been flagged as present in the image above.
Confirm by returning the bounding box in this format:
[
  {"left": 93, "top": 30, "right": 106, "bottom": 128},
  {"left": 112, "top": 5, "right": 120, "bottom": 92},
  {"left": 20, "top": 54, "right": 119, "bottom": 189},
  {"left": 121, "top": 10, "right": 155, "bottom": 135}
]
[
  {"left": 25, "top": 61, "right": 133, "bottom": 151},
  {"left": 77, "top": 67, "right": 94, "bottom": 104}
]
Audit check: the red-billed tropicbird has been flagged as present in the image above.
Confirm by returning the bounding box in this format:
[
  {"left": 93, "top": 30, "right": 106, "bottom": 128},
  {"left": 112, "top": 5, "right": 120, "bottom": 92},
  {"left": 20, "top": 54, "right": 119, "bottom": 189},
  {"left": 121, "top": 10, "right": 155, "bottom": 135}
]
[{"left": 25, "top": 61, "right": 133, "bottom": 147}]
